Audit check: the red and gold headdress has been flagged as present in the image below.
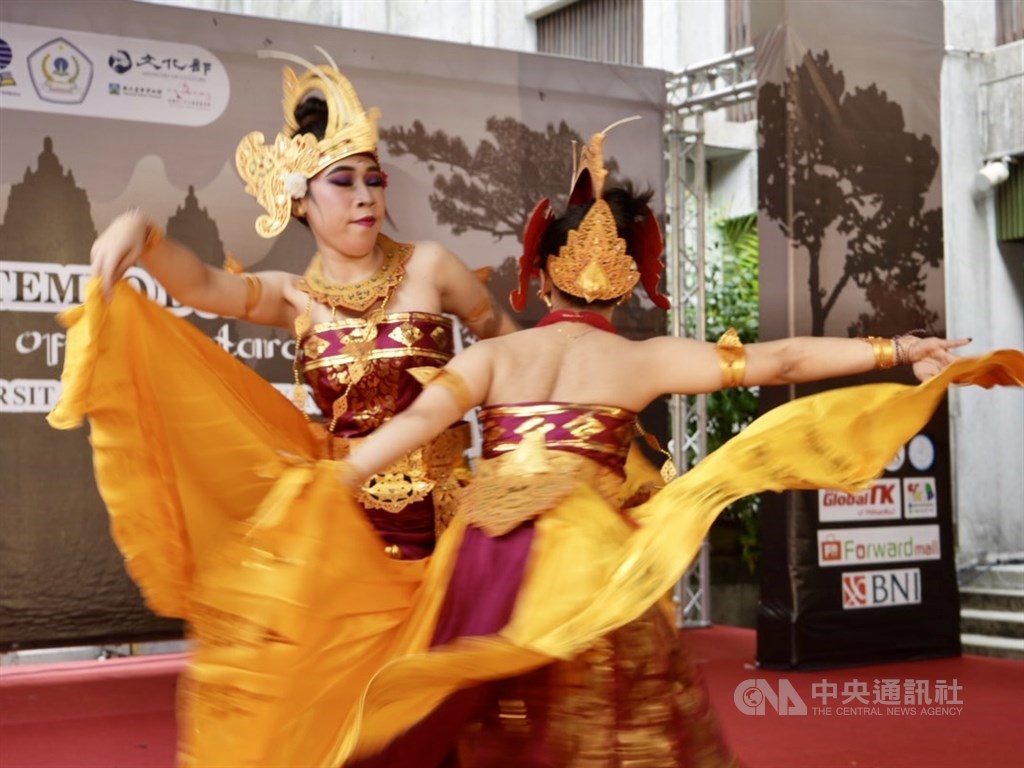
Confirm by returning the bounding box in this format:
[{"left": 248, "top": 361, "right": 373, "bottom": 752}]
[
  {"left": 235, "top": 47, "right": 380, "bottom": 238},
  {"left": 510, "top": 117, "right": 670, "bottom": 311}
]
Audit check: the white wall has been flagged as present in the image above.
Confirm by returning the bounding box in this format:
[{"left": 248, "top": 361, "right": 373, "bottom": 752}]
[
  {"left": 142, "top": 0, "right": 536, "bottom": 49},
  {"left": 942, "top": 1, "right": 1024, "bottom": 563}
]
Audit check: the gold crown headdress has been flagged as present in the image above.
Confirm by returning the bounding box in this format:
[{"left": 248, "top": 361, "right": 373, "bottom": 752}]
[
  {"left": 235, "top": 47, "right": 380, "bottom": 238},
  {"left": 511, "top": 117, "right": 670, "bottom": 311}
]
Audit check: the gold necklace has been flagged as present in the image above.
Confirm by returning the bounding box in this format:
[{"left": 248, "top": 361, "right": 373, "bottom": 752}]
[
  {"left": 555, "top": 325, "right": 596, "bottom": 343},
  {"left": 299, "top": 234, "right": 410, "bottom": 312},
  {"left": 292, "top": 234, "right": 411, "bottom": 436}
]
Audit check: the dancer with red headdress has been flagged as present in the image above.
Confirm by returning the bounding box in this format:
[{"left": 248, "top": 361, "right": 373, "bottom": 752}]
[{"left": 324, "top": 120, "right": 1022, "bottom": 767}]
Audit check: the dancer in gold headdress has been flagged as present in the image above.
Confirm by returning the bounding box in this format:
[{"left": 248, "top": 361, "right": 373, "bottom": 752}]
[
  {"left": 52, "top": 49, "right": 515, "bottom": 767},
  {"left": 308, "top": 121, "right": 1023, "bottom": 767}
]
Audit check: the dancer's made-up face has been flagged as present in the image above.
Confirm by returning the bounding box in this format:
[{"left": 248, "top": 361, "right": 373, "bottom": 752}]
[{"left": 304, "top": 154, "right": 386, "bottom": 257}]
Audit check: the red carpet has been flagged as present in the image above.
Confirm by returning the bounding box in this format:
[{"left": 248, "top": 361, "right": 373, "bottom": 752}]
[
  {"left": 1, "top": 629, "right": 1021, "bottom": 767},
  {"left": 684, "top": 626, "right": 1023, "bottom": 768}
]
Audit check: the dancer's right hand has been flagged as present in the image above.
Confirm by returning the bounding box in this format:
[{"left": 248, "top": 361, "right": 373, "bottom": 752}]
[{"left": 90, "top": 209, "right": 153, "bottom": 301}]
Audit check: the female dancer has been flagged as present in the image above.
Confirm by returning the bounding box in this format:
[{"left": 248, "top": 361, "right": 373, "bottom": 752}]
[
  {"left": 54, "top": 53, "right": 513, "bottom": 766},
  {"left": 324, "top": 125, "right": 1021, "bottom": 766}
]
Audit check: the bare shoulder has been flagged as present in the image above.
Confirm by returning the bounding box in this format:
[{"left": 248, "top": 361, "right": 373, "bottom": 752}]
[
  {"left": 639, "top": 335, "right": 703, "bottom": 354},
  {"left": 406, "top": 240, "right": 452, "bottom": 268}
]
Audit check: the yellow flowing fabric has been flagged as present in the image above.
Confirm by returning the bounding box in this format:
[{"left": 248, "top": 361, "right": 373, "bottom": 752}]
[
  {"left": 49, "top": 281, "right": 428, "bottom": 768},
  {"left": 50, "top": 281, "right": 1023, "bottom": 767},
  {"left": 329, "top": 348, "right": 1024, "bottom": 765}
]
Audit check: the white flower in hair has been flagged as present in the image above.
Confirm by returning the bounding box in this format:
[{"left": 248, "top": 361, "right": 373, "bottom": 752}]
[{"left": 284, "top": 171, "right": 308, "bottom": 199}]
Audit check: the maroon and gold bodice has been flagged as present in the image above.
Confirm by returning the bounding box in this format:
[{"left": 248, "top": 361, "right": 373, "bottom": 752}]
[
  {"left": 297, "top": 312, "right": 455, "bottom": 438},
  {"left": 479, "top": 402, "right": 637, "bottom": 474},
  {"left": 297, "top": 311, "right": 466, "bottom": 559}
]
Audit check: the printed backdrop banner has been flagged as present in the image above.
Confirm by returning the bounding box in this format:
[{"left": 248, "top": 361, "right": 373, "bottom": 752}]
[
  {"left": 752, "top": 0, "right": 958, "bottom": 668},
  {"left": 0, "top": 0, "right": 667, "bottom": 648}
]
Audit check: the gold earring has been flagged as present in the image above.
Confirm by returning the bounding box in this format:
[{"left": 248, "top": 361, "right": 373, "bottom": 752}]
[{"left": 537, "top": 290, "right": 553, "bottom": 309}]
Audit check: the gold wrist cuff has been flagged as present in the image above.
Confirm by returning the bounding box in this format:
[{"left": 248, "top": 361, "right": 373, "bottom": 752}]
[
  {"left": 240, "top": 273, "right": 263, "bottom": 320},
  {"left": 715, "top": 328, "right": 746, "bottom": 388},
  {"left": 860, "top": 336, "right": 896, "bottom": 369}
]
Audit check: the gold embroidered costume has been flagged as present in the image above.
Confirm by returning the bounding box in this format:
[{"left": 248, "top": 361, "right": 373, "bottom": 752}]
[
  {"left": 324, "top": 353, "right": 1022, "bottom": 766},
  {"left": 46, "top": 49, "right": 475, "bottom": 768}
]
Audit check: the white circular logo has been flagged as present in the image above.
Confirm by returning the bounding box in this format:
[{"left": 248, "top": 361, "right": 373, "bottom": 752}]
[
  {"left": 908, "top": 435, "right": 935, "bottom": 471},
  {"left": 885, "top": 446, "right": 906, "bottom": 473}
]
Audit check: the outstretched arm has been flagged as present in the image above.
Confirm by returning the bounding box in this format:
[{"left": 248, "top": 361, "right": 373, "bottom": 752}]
[
  {"left": 343, "top": 342, "right": 493, "bottom": 485},
  {"left": 90, "top": 209, "right": 294, "bottom": 327},
  {"left": 432, "top": 244, "right": 519, "bottom": 339},
  {"left": 641, "top": 333, "right": 971, "bottom": 397}
]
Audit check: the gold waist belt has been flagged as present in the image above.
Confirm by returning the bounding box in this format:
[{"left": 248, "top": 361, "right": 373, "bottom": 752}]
[
  {"left": 459, "top": 433, "right": 625, "bottom": 537},
  {"left": 323, "top": 422, "right": 471, "bottom": 523}
]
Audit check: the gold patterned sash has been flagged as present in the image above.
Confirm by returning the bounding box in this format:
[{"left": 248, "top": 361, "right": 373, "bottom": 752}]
[
  {"left": 313, "top": 421, "right": 472, "bottom": 532},
  {"left": 459, "top": 431, "right": 627, "bottom": 537}
]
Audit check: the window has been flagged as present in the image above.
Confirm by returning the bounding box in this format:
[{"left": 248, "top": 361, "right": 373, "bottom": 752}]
[
  {"left": 997, "top": 0, "right": 1024, "bottom": 45},
  {"left": 725, "top": 0, "right": 754, "bottom": 122},
  {"left": 536, "top": 0, "right": 643, "bottom": 66}
]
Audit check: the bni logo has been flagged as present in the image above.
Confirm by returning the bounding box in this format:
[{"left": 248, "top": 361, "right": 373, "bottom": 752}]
[
  {"left": 733, "top": 679, "right": 808, "bottom": 716},
  {"left": 842, "top": 568, "right": 922, "bottom": 609}
]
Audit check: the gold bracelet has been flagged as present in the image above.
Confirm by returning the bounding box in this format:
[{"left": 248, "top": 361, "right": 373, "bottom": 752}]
[
  {"left": 893, "top": 336, "right": 906, "bottom": 366},
  {"left": 715, "top": 328, "right": 747, "bottom": 388},
  {"left": 859, "top": 336, "right": 896, "bottom": 369},
  {"left": 240, "top": 273, "right": 263, "bottom": 320}
]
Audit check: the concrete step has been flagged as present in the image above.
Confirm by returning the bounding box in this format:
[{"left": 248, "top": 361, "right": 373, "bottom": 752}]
[
  {"left": 960, "top": 607, "right": 1024, "bottom": 639},
  {"left": 961, "top": 632, "right": 1024, "bottom": 660},
  {"left": 0, "top": 640, "right": 189, "bottom": 667},
  {"left": 959, "top": 586, "right": 1024, "bottom": 612},
  {"left": 960, "top": 562, "right": 1024, "bottom": 591}
]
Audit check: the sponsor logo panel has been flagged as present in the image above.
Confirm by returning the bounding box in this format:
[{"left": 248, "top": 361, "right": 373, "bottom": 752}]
[
  {"left": 903, "top": 477, "right": 938, "bottom": 518},
  {"left": 818, "top": 524, "right": 940, "bottom": 567},
  {"left": 0, "top": 22, "right": 228, "bottom": 125},
  {"left": 818, "top": 478, "right": 901, "bottom": 523},
  {"left": 841, "top": 567, "right": 922, "bottom": 609}
]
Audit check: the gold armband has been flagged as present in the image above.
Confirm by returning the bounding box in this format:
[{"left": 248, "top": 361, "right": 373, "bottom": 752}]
[
  {"left": 239, "top": 273, "right": 263, "bottom": 320},
  {"left": 859, "top": 336, "right": 896, "bottom": 369},
  {"left": 427, "top": 368, "right": 474, "bottom": 413},
  {"left": 715, "top": 328, "right": 746, "bottom": 388},
  {"left": 463, "top": 293, "right": 494, "bottom": 325}
]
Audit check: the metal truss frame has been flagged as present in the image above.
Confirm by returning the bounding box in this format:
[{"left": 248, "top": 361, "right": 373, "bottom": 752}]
[{"left": 664, "top": 46, "right": 756, "bottom": 628}]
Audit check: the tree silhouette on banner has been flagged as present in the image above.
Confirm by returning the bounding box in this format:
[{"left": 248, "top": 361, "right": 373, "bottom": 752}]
[
  {"left": 759, "top": 50, "right": 942, "bottom": 337},
  {"left": 381, "top": 118, "right": 664, "bottom": 337}
]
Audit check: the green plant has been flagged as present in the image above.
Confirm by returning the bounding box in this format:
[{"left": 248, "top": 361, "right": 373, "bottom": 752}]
[{"left": 706, "top": 213, "right": 762, "bottom": 574}]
